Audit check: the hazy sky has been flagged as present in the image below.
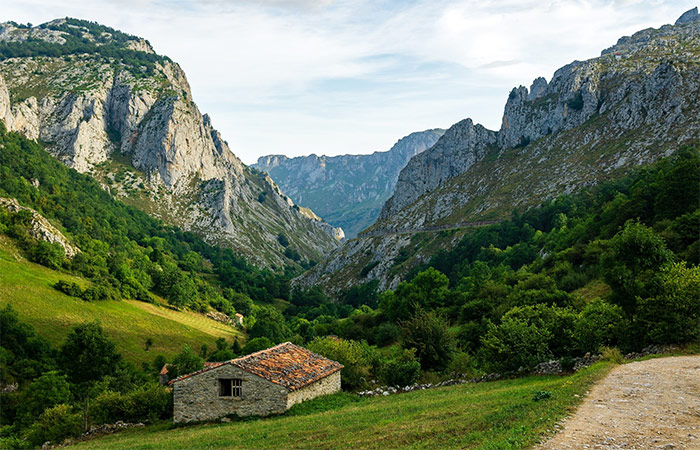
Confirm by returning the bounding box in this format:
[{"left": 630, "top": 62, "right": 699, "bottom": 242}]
[{"left": 2, "top": 1, "right": 695, "bottom": 163}]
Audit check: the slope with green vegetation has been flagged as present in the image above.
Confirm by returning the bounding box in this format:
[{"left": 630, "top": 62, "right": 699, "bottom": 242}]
[
  {"left": 76, "top": 362, "right": 614, "bottom": 450},
  {"left": 0, "top": 236, "right": 240, "bottom": 364}
]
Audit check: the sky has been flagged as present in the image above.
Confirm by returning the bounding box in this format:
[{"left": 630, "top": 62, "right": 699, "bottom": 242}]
[{"left": 1, "top": 0, "right": 695, "bottom": 164}]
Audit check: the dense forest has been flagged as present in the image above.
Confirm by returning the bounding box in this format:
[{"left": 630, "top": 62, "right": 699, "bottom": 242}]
[{"left": 1, "top": 116, "right": 698, "bottom": 447}]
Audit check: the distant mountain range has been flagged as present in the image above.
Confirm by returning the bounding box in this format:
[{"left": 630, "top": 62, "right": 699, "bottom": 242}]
[
  {"left": 0, "top": 18, "right": 342, "bottom": 267},
  {"left": 253, "top": 129, "right": 444, "bottom": 238},
  {"left": 296, "top": 8, "right": 700, "bottom": 294}
]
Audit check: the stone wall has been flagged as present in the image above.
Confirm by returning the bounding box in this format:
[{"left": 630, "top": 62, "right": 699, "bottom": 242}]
[
  {"left": 173, "top": 364, "right": 288, "bottom": 423},
  {"left": 286, "top": 371, "right": 341, "bottom": 409}
]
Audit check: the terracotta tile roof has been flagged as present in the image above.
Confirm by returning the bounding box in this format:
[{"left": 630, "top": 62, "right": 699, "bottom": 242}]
[{"left": 168, "top": 342, "right": 343, "bottom": 390}]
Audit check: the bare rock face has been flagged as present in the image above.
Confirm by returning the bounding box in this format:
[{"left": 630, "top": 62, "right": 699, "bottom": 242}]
[
  {"left": 0, "top": 20, "right": 342, "bottom": 267},
  {"left": 675, "top": 7, "right": 699, "bottom": 25},
  {"left": 253, "top": 129, "right": 444, "bottom": 238},
  {"left": 297, "top": 12, "right": 700, "bottom": 293},
  {"left": 0, "top": 197, "right": 80, "bottom": 258}
]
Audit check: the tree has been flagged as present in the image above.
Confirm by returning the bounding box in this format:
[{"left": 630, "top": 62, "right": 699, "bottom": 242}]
[
  {"left": 168, "top": 345, "right": 204, "bottom": 379},
  {"left": 58, "top": 322, "right": 120, "bottom": 387},
  {"left": 16, "top": 371, "right": 71, "bottom": 428},
  {"left": 602, "top": 221, "right": 673, "bottom": 315},
  {"left": 480, "top": 305, "right": 554, "bottom": 372},
  {"left": 307, "top": 336, "right": 378, "bottom": 390},
  {"left": 636, "top": 262, "right": 700, "bottom": 345},
  {"left": 381, "top": 268, "right": 450, "bottom": 321},
  {"left": 58, "top": 322, "right": 121, "bottom": 430},
  {"left": 240, "top": 337, "right": 274, "bottom": 356},
  {"left": 400, "top": 309, "right": 455, "bottom": 372},
  {"left": 574, "top": 299, "right": 627, "bottom": 353},
  {"left": 248, "top": 306, "right": 291, "bottom": 343}
]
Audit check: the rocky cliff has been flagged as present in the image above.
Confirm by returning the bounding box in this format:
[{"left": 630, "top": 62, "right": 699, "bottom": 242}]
[
  {"left": 0, "top": 18, "right": 342, "bottom": 267},
  {"left": 297, "top": 10, "right": 700, "bottom": 294},
  {"left": 253, "top": 129, "right": 444, "bottom": 238}
]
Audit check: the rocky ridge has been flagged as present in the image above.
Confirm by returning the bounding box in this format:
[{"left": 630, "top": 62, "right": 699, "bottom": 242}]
[
  {"left": 0, "top": 197, "right": 79, "bottom": 258},
  {"left": 297, "top": 10, "right": 700, "bottom": 294},
  {"left": 0, "top": 19, "right": 342, "bottom": 267},
  {"left": 253, "top": 129, "right": 444, "bottom": 238}
]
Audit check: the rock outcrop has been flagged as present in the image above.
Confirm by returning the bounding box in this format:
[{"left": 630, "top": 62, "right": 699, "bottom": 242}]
[
  {"left": 0, "top": 197, "right": 79, "bottom": 258},
  {"left": 0, "top": 19, "right": 342, "bottom": 267},
  {"left": 254, "top": 129, "right": 444, "bottom": 238},
  {"left": 297, "top": 11, "right": 700, "bottom": 294}
]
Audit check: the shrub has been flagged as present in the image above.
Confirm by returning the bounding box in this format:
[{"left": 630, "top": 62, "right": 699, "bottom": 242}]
[
  {"left": 167, "top": 345, "right": 203, "bottom": 379},
  {"left": 574, "top": 299, "right": 627, "bottom": 353},
  {"left": 532, "top": 390, "right": 552, "bottom": 402},
  {"left": 447, "top": 352, "right": 479, "bottom": 378},
  {"left": 378, "top": 349, "right": 421, "bottom": 387},
  {"left": 373, "top": 322, "right": 400, "bottom": 346},
  {"left": 599, "top": 346, "right": 623, "bottom": 364},
  {"left": 54, "top": 280, "right": 84, "bottom": 298},
  {"left": 480, "top": 305, "right": 553, "bottom": 372},
  {"left": 636, "top": 262, "right": 700, "bottom": 346},
  {"left": 307, "top": 337, "right": 378, "bottom": 390},
  {"left": 240, "top": 337, "right": 274, "bottom": 356},
  {"left": 90, "top": 384, "right": 173, "bottom": 424},
  {"left": 16, "top": 371, "right": 72, "bottom": 428},
  {"left": 400, "top": 309, "right": 455, "bottom": 372},
  {"left": 23, "top": 404, "right": 82, "bottom": 447}
]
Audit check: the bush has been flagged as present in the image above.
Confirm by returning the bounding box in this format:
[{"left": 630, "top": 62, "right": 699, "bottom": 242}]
[
  {"left": 54, "top": 280, "right": 84, "bottom": 297},
  {"left": 636, "top": 262, "right": 700, "bottom": 346},
  {"left": 599, "top": 346, "right": 624, "bottom": 364},
  {"left": 574, "top": 299, "right": 627, "bottom": 353},
  {"left": 307, "top": 337, "right": 378, "bottom": 390},
  {"left": 378, "top": 349, "right": 421, "bottom": 387},
  {"left": 23, "top": 404, "right": 82, "bottom": 447},
  {"left": 400, "top": 309, "right": 455, "bottom": 372},
  {"left": 373, "top": 322, "right": 400, "bottom": 346},
  {"left": 90, "top": 384, "right": 173, "bottom": 424},
  {"left": 447, "top": 352, "right": 479, "bottom": 378},
  {"left": 240, "top": 337, "right": 274, "bottom": 355},
  {"left": 480, "top": 305, "right": 553, "bottom": 372},
  {"left": 167, "top": 345, "right": 203, "bottom": 379},
  {"left": 532, "top": 390, "right": 552, "bottom": 402}
]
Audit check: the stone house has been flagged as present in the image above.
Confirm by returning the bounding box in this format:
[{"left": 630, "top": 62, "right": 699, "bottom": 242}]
[{"left": 168, "top": 342, "right": 343, "bottom": 423}]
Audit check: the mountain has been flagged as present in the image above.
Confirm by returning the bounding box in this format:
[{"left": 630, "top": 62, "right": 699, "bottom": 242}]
[
  {"left": 297, "top": 9, "right": 700, "bottom": 295},
  {"left": 253, "top": 129, "right": 445, "bottom": 238},
  {"left": 0, "top": 18, "right": 342, "bottom": 268}
]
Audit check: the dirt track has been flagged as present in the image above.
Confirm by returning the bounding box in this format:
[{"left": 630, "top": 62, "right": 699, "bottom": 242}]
[{"left": 536, "top": 355, "right": 700, "bottom": 449}]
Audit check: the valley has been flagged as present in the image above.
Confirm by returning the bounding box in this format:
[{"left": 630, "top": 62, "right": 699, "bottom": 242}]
[{"left": 0, "top": 6, "right": 698, "bottom": 450}]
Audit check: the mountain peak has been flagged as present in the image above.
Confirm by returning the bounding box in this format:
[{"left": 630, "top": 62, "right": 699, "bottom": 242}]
[{"left": 676, "top": 7, "right": 699, "bottom": 25}]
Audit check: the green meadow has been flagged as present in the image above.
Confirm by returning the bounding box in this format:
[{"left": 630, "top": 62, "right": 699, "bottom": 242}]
[
  {"left": 0, "top": 236, "right": 242, "bottom": 364},
  {"left": 74, "top": 362, "right": 613, "bottom": 450}
]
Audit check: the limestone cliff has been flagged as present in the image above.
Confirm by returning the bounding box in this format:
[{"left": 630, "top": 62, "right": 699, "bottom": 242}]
[
  {"left": 0, "top": 18, "right": 342, "bottom": 267},
  {"left": 297, "top": 10, "right": 700, "bottom": 294},
  {"left": 253, "top": 129, "right": 444, "bottom": 238}
]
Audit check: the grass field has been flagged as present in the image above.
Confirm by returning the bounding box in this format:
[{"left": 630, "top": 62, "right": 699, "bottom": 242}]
[
  {"left": 74, "top": 362, "right": 614, "bottom": 450},
  {"left": 0, "top": 236, "right": 242, "bottom": 364}
]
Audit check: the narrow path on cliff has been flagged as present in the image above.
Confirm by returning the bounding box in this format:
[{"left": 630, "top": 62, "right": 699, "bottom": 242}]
[
  {"left": 536, "top": 355, "right": 700, "bottom": 449},
  {"left": 357, "top": 220, "right": 501, "bottom": 238}
]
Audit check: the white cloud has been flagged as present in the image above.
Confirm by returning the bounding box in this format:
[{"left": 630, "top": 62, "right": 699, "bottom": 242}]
[{"left": 1, "top": 0, "right": 695, "bottom": 163}]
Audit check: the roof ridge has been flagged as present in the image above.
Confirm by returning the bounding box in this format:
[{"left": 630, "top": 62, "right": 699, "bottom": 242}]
[{"left": 231, "top": 341, "right": 292, "bottom": 363}]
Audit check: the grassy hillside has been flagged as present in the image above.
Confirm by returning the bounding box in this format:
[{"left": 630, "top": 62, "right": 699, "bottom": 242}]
[
  {"left": 0, "top": 236, "right": 242, "bottom": 364},
  {"left": 75, "top": 362, "right": 613, "bottom": 449}
]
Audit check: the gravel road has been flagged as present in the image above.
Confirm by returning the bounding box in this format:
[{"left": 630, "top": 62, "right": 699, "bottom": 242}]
[{"left": 536, "top": 355, "right": 700, "bottom": 449}]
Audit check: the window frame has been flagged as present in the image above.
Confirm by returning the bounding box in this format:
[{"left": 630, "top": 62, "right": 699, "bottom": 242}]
[{"left": 218, "top": 378, "right": 243, "bottom": 398}]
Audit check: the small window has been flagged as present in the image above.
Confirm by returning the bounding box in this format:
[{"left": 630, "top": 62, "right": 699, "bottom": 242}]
[{"left": 219, "top": 378, "right": 242, "bottom": 397}]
